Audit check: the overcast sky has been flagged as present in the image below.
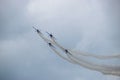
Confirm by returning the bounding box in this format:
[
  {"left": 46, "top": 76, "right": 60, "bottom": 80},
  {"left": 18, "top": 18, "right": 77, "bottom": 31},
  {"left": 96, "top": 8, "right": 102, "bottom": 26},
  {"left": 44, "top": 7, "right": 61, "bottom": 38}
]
[{"left": 0, "top": 0, "right": 120, "bottom": 80}]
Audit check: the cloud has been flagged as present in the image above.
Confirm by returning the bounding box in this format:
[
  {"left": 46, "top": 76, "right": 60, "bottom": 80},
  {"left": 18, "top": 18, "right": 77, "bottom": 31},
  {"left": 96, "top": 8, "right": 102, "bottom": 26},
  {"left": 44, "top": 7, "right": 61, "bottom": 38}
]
[
  {"left": 75, "top": 0, "right": 120, "bottom": 54},
  {"left": 0, "top": 0, "right": 120, "bottom": 80}
]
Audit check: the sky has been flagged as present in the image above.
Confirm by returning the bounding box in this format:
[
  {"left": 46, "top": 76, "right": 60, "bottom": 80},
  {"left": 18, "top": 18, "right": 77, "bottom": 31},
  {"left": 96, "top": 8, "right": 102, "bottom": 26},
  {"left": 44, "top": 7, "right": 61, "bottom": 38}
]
[{"left": 0, "top": 0, "right": 120, "bottom": 80}]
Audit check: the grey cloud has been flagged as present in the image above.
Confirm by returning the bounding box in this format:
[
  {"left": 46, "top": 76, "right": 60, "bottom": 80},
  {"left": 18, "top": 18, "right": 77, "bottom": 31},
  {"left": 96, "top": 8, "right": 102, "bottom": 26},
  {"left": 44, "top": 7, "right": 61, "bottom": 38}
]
[
  {"left": 0, "top": 0, "right": 30, "bottom": 40},
  {"left": 100, "top": 0, "right": 120, "bottom": 47},
  {"left": 0, "top": 0, "right": 120, "bottom": 80}
]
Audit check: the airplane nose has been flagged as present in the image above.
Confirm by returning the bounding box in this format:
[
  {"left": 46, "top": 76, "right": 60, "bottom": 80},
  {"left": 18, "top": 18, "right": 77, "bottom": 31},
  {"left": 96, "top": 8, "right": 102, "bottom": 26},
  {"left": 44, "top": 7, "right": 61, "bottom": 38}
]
[
  {"left": 37, "top": 30, "right": 40, "bottom": 33},
  {"left": 33, "top": 27, "right": 37, "bottom": 30}
]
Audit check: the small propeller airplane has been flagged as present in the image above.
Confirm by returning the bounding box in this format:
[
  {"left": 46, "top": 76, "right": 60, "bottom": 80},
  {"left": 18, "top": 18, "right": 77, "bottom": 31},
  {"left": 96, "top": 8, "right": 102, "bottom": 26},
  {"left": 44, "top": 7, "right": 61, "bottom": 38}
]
[
  {"left": 46, "top": 32, "right": 56, "bottom": 39},
  {"left": 48, "top": 42, "right": 55, "bottom": 48},
  {"left": 33, "top": 27, "right": 42, "bottom": 34},
  {"left": 64, "top": 49, "right": 72, "bottom": 55}
]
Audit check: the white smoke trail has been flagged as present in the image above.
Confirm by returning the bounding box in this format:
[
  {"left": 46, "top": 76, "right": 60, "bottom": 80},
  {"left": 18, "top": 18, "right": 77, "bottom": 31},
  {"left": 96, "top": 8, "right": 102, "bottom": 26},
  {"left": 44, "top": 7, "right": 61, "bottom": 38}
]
[
  {"left": 35, "top": 30, "right": 120, "bottom": 76},
  {"left": 52, "top": 39, "right": 65, "bottom": 51},
  {"left": 50, "top": 45, "right": 120, "bottom": 76},
  {"left": 37, "top": 33, "right": 53, "bottom": 43},
  {"left": 69, "top": 50, "right": 120, "bottom": 59},
  {"left": 68, "top": 52, "right": 120, "bottom": 68},
  {"left": 50, "top": 47, "right": 76, "bottom": 64},
  {"left": 51, "top": 38, "right": 120, "bottom": 59},
  {"left": 49, "top": 36, "right": 120, "bottom": 76},
  {"left": 45, "top": 38, "right": 120, "bottom": 76},
  {"left": 67, "top": 53, "right": 120, "bottom": 76}
]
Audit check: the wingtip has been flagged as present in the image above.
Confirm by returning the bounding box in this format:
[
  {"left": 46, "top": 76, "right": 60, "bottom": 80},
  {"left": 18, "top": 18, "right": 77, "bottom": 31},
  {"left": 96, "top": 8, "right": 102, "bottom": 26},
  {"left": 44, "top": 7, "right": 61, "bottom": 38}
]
[
  {"left": 46, "top": 31, "right": 50, "bottom": 35},
  {"left": 32, "top": 26, "right": 37, "bottom": 30}
]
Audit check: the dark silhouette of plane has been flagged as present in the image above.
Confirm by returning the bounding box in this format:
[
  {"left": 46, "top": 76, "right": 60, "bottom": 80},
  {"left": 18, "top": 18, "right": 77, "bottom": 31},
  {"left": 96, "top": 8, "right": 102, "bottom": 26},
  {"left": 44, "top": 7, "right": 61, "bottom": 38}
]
[
  {"left": 65, "top": 49, "right": 69, "bottom": 53},
  {"left": 48, "top": 43, "right": 52, "bottom": 46},
  {"left": 33, "top": 27, "right": 41, "bottom": 33},
  {"left": 46, "top": 32, "right": 56, "bottom": 39},
  {"left": 46, "top": 32, "right": 53, "bottom": 37},
  {"left": 48, "top": 43, "right": 55, "bottom": 48},
  {"left": 64, "top": 49, "right": 72, "bottom": 55}
]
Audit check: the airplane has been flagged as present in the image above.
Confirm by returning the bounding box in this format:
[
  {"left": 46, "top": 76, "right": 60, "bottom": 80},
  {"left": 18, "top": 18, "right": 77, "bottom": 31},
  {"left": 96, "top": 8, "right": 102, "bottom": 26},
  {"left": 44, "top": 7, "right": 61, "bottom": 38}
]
[
  {"left": 48, "top": 42, "right": 55, "bottom": 48},
  {"left": 64, "top": 49, "right": 72, "bottom": 55},
  {"left": 46, "top": 32, "right": 56, "bottom": 39},
  {"left": 65, "top": 49, "right": 69, "bottom": 53},
  {"left": 33, "top": 27, "right": 41, "bottom": 34}
]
